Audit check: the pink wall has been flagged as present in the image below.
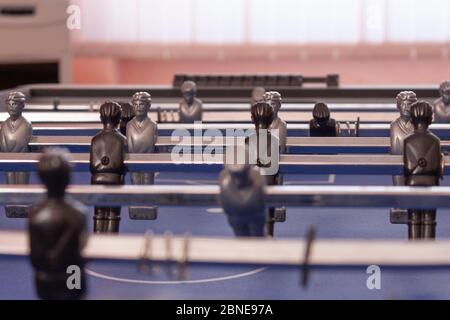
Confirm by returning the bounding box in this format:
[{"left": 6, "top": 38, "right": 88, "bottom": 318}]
[{"left": 73, "top": 57, "right": 450, "bottom": 85}]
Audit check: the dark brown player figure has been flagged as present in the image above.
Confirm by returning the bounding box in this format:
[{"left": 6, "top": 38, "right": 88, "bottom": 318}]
[
  {"left": 119, "top": 102, "right": 135, "bottom": 136},
  {"left": 29, "top": 148, "right": 87, "bottom": 300},
  {"left": 309, "top": 102, "right": 337, "bottom": 137},
  {"left": 404, "top": 101, "right": 443, "bottom": 240},
  {"left": 248, "top": 102, "right": 280, "bottom": 236},
  {"left": 179, "top": 81, "right": 203, "bottom": 123},
  {"left": 90, "top": 102, "right": 127, "bottom": 233},
  {"left": 219, "top": 164, "right": 266, "bottom": 237}
]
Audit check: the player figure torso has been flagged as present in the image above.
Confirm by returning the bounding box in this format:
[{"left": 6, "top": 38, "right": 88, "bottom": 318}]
[
  {"left": 270, "top": 117, "right": 287, "bottom": 153},
  {"left": 126, "top": 117, "right": 157, "bottom": 153},
  {"left": 219, "top": 170, "right": 265, "bottom": 219},
  {"left": 0, "top": 116, "right": 32, "bottom": 152},
  {"left": 404, "top": 132, "right": 441, "bottom": 186},
  {"left": 29, "top": 199, "right": 86, "bottom": 273},
  {"left": 90, "top": 129, "right": 127, "bottom": 183},
  {"left": 390, "top": 117, "right": 414, "bottom": 155},
  {"left": 433, "top": 98, "right": 450, "bottom": 123},
  {"left": 179, "top": 98, "right": 202, "bottom": 123},
  {"left": 309, "top": 119, "right": 337, "bottom": 137}
]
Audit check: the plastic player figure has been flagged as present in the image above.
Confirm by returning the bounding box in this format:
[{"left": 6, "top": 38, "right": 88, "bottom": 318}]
[
  {"left": 0, "top": 91, "right": 33, "bottom": 217},
  {"left": 179, "top": 80, "right": 202, "bottom": 123},
  {"left": 390, "top": 91, "right": 417, "bottom": 155},
  {"left": 390, "top": 91, "right": 418, "bottom": 186},
  {"left": 248, "top": 102, "right": 279, "bottom": 172},
  {"left": 309, "top": 102, "right": 337, "bottom": 137},
  {"left": 404, "top": 101, "right": 442, "bottom": 240},
  {"left": 126, "top": 92, "right": 158, "bottom": 220},
  {"left": 219, "top": 163, "right": 266, "bottom": 237},
  {"left": 90, "top": 102, "right": 127, "bottom": 233},
  {"left": 264, "top": 91, "right": 287, "bottom": 153},
  {"left": 29, "top": 148, "right": 87, "bottom": 300},
  {"left": 433, "top": 81, "right": 450, "bottom": 123},
  {"left": 119, "top": 102, "right": 135, "bottom": 136},
  {"left": 263, "top": 91, "right": 287, "bottom": 229},
  {"left": 247, "top": 102, "right": 280, "bottom": 236}
]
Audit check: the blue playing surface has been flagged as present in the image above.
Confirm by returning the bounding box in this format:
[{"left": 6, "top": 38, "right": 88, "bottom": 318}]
[{"left": 2, "top": 172, "right": 450, "bottom": 299}]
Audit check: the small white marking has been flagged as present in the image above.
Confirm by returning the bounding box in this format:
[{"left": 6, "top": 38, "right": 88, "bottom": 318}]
[
  {"left": 85, "top": 267, "right": 267, "bottom": 285},
  {"left": 328, "top": 174, "right": 336, "bottom": 183},
  {"left": 207, "top": 208, "right": 223, "bottom": 214}
]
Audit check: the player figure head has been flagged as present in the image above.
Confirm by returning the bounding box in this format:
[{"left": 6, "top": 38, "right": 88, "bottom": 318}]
[
  {"left": 6, "top": 91, "right": 26, "bottom": 120},
  {"left": 410, "top": 101, "right": 433, "bottom": 131},
  {"left": 118, "top": 102, "right": 135, "bottom": 135},
  {"left": 439, "top": 81, "right": 450, "bottom": 105},
  {"left": 119, "top": 102, "right": 135, "bottom": 121},
  {"left": 37, "top": 148, "right": 72, "bottom": 199},
  {"left": 251, "top": 87, "right": 266, "bottom": 104},
  {"left": 312, "top": 102, "right": 330, "bottom": 125},
  {"left": 132, "top": 92, "right": 151, "bottom": 119},
  {"left": 264, "top": 91, "right": 282, "bottom": 116},
  {"left": 396, "top": 91, "right": 417, "bottom": 119},
  {"left": 251, "top": 102, "right": 274, "bottom": 130},
  {"left": 181, "top": 81, "right": 197, "bottom": 105},
  {"left": 99, "top": 101, "right": 122, "bottom": 130}
]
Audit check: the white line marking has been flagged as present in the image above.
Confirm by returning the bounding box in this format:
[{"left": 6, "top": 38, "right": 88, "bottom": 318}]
[
  {"left": 207, "top": 208, "right": 224, "bottom": 214},
  {"left": 85, "top": 267, "right": 267, "bottom": 285}
]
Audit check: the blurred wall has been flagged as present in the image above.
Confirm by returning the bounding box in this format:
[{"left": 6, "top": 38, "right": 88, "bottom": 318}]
[{"left": 71, "top": 0, "right": 450, "bottom": 85}]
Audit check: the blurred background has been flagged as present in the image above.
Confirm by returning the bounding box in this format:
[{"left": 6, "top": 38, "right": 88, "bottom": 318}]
[{"left": 1, "top": 0, "right": 449, "bottom": 89}]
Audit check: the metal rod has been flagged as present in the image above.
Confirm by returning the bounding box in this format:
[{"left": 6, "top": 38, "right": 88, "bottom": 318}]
[
  {"left": 29, "top": 136, "right": 399, "bottom": 146},
  {"left": 24, "top": 102, "right": 397, "bottom": 112},
  {"left": 2, "top": 230, "right": 450, "bottom": 267},
  {"left": 1, "top": 111, "right": 395, "bottom": 123},
  {"left": 0, "top": 153, "right": 418, "bottom": 174},
  {"left": 1, "top": 184, "right": 450, "bottom": 208},
  {"left": 11, "top": 123, "right": 450, "bottom": 139}
]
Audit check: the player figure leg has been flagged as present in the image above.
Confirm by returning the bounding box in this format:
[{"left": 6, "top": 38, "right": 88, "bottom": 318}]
[
  {"left": 129, "top": 172, "right": 158, "bottom": 220},
  {"left": 5, "top": 171, "right": 30, "bottom": 218},
  {"left": 408, "top": 209, "right": 422, "bottom": 240},
  {"left": 265, "top": 174, "right": 278, "bottom": 237},
  {"left": 93, "top": 206, "right": 107, "bottom": 233},
  {"left": 106, "top": 206, "right": 121, "bottom": 233},
  {"left": 422, "top": 210, "right": 436, "bottom": 240}
]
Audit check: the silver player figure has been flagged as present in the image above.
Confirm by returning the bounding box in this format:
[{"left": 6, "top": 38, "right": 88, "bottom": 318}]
[
  {"left": 126, "top": 92, "right": 158, "bottom": 219},
  {"left": 390, "top": 91, "right": 418, "bottom": 156},
  {"left": 433, "top": 81, "right": 450, "bottom": 123},
  {"left": 390, "top": 91, "right": 418, "bottom": 186},
  {"left": 389, "top": 91, "right": 418, "bottom": 225},
  {"left": 264, "top": 91, "right": 287, "bottom": 153},
  {"left": 179, "top": 81, "right": 202, "bottom": 123},
  {"left": 0, "top": 92, "right": 33, "bottom": 217},
  {"left": 219, "top": 163, "right": 266, "bottom": 237}
]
